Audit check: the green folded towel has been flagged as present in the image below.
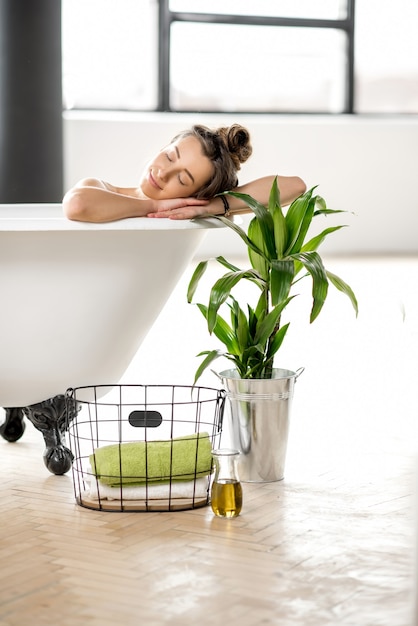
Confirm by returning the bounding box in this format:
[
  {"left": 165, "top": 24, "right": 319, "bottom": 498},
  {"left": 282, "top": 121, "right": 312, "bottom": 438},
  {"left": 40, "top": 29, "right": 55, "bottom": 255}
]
[{"left": 90, "top": 432, "right": 213, "bottom": 487}]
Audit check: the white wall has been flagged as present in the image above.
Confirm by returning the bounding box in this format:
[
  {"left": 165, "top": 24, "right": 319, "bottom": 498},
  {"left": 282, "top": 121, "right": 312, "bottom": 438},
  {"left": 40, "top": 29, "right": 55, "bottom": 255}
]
[{"left": 63, "top": 111, "right": 418, "bottom": 256}]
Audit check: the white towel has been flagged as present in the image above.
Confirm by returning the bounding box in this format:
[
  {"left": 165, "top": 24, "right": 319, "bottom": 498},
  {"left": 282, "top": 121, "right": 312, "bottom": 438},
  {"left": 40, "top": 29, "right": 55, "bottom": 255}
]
[{"left": 85, "top": 470, "right": 209, "bottom": 501}]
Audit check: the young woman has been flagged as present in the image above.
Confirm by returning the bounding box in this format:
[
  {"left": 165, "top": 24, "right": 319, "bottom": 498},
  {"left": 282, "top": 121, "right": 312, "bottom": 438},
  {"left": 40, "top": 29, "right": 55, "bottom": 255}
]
[{"left": 62, "top": 123, "right": 306, "bottom": 222}]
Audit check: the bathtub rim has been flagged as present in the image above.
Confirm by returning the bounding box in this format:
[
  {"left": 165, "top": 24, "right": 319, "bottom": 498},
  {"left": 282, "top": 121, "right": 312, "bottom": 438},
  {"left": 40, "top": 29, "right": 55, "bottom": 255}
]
[{"left": 0, "top": 203, "right": 227, "bottom": 232}]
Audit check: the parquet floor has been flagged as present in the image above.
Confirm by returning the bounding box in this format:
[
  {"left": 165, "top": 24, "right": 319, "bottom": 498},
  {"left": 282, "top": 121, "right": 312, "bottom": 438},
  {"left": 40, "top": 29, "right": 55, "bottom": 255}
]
[{"left": 0, "top": 256, "right": 416, "bottom": 625}]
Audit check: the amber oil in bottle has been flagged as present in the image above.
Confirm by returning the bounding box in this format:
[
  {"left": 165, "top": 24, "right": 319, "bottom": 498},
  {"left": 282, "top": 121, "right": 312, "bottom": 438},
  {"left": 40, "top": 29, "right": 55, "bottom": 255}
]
[{"left": 211, "top": 449, "right": 242, "bottom": 518}]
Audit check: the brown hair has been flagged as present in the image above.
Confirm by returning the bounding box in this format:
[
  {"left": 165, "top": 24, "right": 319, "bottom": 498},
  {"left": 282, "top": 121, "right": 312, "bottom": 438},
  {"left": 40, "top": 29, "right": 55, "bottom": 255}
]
[{"left": 171, "top": 124, "right": 252, "bottom": 199}]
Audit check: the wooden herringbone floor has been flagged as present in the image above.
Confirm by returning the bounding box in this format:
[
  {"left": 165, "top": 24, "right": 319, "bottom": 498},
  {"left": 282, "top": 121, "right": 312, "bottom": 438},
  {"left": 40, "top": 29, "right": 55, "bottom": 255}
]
[{"left": 0, "top": 257, "right": 416, "bottom": 625}]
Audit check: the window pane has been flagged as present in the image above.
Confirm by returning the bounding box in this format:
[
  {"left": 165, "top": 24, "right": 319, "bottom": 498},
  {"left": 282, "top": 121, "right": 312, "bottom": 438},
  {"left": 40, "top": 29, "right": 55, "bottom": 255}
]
[
  {"left": 355, "top": 0, "right": 418, "bottom": 113},
  {"left": 62, "top": 0, "right": 158, "bottom": 110},
  {"left": 170, "top": 23, "right": 347, "bottom": 112},
  {"left": 169, "top": 0, "right": 348, "bottom": 20}
]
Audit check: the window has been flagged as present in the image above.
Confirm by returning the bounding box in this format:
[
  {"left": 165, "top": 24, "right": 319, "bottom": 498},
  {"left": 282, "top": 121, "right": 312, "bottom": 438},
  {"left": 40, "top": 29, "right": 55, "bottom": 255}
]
[
  {"left": 354, "top": 0, "right": 418, "bottom": 113},
  {"left": 161, "top": 0, "right": 354, "bottom": 113},
  {"left": 169, "top": 23, "right": 348, "bottom": 113},
  {"left": 62, "top": 0, "right": 158, "bottom": 110},
  {"left": 62, "top": 0, "right": 418, "bottom": 114}
]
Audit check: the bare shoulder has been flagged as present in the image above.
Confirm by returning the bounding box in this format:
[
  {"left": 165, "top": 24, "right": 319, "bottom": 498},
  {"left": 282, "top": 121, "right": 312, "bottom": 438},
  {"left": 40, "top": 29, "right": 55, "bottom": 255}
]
[
  {"left": 73, "top": 178, "right": 140, "bottom": 197},
  {"left": 74, "top": 177, "right": 110, "bottom": 190}
]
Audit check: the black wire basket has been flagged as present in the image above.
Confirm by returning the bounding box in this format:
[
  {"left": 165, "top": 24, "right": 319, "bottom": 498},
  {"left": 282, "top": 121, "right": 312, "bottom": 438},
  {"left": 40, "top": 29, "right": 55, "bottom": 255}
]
[{"left": 65, "top": 384, "right": 225, "bottom": 512}]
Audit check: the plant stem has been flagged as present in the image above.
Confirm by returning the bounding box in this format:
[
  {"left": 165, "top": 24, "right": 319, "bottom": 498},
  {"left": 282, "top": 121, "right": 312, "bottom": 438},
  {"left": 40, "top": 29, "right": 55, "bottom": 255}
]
[{"left": 264, "top": 282, "right": 273, "bottom": 379}]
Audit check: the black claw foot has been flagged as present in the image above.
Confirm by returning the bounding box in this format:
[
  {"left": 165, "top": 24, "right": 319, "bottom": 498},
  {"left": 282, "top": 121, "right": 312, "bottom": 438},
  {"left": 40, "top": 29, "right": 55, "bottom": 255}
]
[
  {"left": 43, "top": 445, "right": 74, "bottom": 475},
  {"left": 0, "top": 408, "right": 26, "bottom": 442},
  {"left": 23, "top": 394, "right": 79, "bottom": 475}
]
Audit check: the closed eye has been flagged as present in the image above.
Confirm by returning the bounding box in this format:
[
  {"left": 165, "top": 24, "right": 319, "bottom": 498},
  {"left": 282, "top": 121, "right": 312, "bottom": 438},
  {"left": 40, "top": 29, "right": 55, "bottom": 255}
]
[{"left": 166, "top": 146, "right": 194, "bottom": 186}]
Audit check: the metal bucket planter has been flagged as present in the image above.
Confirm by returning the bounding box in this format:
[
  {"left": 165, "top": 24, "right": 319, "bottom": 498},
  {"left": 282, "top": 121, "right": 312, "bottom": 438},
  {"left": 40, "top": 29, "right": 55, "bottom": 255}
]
[{"left": 219, "top": 368, "right": 304, "bottom": 483}]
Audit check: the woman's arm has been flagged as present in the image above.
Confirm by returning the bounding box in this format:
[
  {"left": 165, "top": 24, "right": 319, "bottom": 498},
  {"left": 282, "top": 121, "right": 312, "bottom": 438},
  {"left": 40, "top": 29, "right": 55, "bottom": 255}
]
[
  {"left": 224, "top": 175, "right": 307, "bottom": 211},
  {"left": 148, "top": 175, "right": 307, "bottom": 220},
  {"left": 63, "top": 175, "right": 306, "bottom": 222},
  {"left": 63, "top": 186, "right": 150, "bottom": 223},
  {"left": 63, "top": 178, "right": 208, "bottom": 222},
  {"left": 233, "top": 176, "right": 306, "bottom": 210},
  {"left": 62, "top": 177, "right": 148, "bottom": 222}
]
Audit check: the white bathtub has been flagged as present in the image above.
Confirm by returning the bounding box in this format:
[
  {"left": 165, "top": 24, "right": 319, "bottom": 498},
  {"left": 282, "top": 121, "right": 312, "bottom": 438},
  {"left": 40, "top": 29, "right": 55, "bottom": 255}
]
[{"left": 0, "top": 204, "right": 223, "bottom": 408}]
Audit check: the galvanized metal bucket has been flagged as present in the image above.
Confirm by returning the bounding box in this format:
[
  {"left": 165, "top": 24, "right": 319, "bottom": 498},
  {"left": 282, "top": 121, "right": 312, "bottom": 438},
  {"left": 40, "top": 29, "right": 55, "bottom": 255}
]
[{"left": 218, "top": 368, "right": 304, "bottom": 483}]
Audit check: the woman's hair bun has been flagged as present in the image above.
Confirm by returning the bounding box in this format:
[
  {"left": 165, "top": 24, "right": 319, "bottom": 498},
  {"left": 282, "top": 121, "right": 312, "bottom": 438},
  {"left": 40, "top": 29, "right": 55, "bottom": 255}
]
[
  {"left": 175, "top": 122, "right": 253, "bottom": 197},
  {"left": 218, "top": 124, "right": 252, "bottom": 170}
]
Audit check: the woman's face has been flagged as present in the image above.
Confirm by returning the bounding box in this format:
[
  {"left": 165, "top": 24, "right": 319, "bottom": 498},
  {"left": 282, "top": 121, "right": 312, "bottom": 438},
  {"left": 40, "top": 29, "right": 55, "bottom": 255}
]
[{"left": 139, "top": 135, "right": 214, "bottom": 200}]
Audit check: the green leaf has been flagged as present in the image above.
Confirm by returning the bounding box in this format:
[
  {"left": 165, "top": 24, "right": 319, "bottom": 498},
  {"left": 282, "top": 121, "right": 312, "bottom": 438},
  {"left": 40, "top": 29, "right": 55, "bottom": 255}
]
[
  {"left": 248, "top": 218, "right": 269, "bottom": 279},
  {"left": 266, "top": 322, "right": 290, "bottom": 360},
  {"left": 326, "top": 271, "right": 359, "bottom": 316},
  {"left": 196, "top": 303, "right": 240, "bottom": 354},
  {"left": 227, "top": 297, "right": 249, "bottom": 354},
  {"left": 292, "top": 251, "right": 329, "bottom": 323},
  {"left": 193, "top": 349, "right": 224, "bottom": 385},
  {"left": 287, "top": 194, "right": 316, "bottom": 255},
  {"left": 313, "top": 196, "right": 349, "bottom": 217},
  {"left": 268, "top": 176, "right": 281, "bottom": 211},
  {"left": 293, "top": 225, "right": 347, "bottom": 275},
  {"left": 215, "top": 256, "right": 242, "bottom": 273},
  {"left": 226, "top": 190, "right": 270, "bottom": 215},
  {"left": 187, "top": 260, "right": 208, "bottom": 303},
  {"left": 270, "top": 259, "right": 295, "bottom": 306},
  {"left": 314, "top": 208, "right": 347, "bottom": 216},
  {"left": 227, "top": 190, "right": 276, "bottom": 260},
  {"left": 242, "top": 345, "right": 264, "bottom": 363},
  {"left": 207, "top": 269, "right": 263, "bottom": 332},
  {"left": 254, "top": 300, "right": 292, "bottom": 347},
  {"left": 314, "top": 195, "right": 327, "bottom": 212},
  {"left": 254, "top": 291, "right": 268, "bottom": 323},
  {"left": 267, "top": 177, "right": 287, "bottom": 258},
  {"left": 215, "top": 215, "right": 270, "bottom": 264},
  {"left": 272, "top": 207, "right": 287, "bottom": 259},
  {"left": 301, "top": 225, "right": 347, "bottom": 253},
  {"left": 247, "top": 304, "right": 258, "bottom": 338},
  {"left": 227, "top": 356, "right": 248, "bottom": 379},
  {"left": 284, "top": 187, "right": 315, "bottom": 255}
]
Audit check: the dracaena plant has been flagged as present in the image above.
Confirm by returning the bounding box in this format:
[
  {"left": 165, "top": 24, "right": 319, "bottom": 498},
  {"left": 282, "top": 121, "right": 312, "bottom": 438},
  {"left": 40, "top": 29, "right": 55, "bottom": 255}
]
[{"left": 187, "top": 178, "right": 358, "bottom": 383}]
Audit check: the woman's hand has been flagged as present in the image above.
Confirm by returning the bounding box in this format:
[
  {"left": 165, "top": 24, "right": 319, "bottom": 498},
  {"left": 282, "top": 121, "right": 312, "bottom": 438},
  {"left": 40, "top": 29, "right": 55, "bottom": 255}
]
[
  {"left": 147, "top": 197, "right": 211, "bottom": 220},
  {"left": 149, "top": 175, "right": 307, "bottom": 221}
]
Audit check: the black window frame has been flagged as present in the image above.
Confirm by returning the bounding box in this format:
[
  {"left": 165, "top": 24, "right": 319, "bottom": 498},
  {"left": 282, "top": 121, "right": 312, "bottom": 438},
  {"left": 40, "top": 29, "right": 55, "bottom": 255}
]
[{"left": 158, "top": 0, "right": 356, "bottom": 114}]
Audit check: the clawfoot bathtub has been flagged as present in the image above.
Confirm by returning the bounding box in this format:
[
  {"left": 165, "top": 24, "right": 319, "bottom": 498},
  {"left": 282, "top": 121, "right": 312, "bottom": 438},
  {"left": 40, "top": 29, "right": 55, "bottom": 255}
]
[{"left": 0, "top": 204, "right": 223, "bottom": 474}]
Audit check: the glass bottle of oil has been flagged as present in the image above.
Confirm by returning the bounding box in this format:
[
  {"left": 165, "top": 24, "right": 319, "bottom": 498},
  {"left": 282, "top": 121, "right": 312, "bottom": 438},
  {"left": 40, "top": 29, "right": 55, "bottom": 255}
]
[{"left": 211, "top": 449, "right": 242, "bottom": 518}]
